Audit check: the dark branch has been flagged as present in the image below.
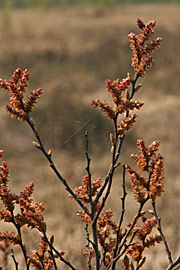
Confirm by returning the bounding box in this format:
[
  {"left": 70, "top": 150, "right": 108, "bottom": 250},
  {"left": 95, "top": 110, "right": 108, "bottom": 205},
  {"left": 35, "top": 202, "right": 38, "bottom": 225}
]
[{"left": 11, "top": 249, "right": 19, "bottom": 270}]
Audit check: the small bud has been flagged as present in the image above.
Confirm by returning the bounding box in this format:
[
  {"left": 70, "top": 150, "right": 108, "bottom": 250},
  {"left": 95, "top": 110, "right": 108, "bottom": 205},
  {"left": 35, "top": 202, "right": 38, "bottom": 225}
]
[
  {"left": 148, "top": 209, "right": 154, "bottom": 215},
  {"left": 125, "top": 89, "right": 130, "bottom": 100},
  {"left": 137, "top": 18, "right": 145, "bottom": 29},
  {"left": 140, "top": 210, "right": 146, "bottom": 216},
  {"left": 33, "top": 141, "right": 41, "bottom": 150},
  {"left": 30, "top": 117, "right": 35, "bottom": 127},
  {"left": 48, "top": 149, "right": 52, "bottom": 157},
  {"left": 127, "top": 72, "right": 132, "bottom": 78},
  {"left": 2, "top": 161, "right": 7, "bottom": 168},
  {"left": 133, "top": 216, "right": 138, "bottom": 224},
  {"left": 0, "top": 150, "right": 4, "bottom": 158},
  {"left": 113, "top": 163, "right": 121, "bottom": 169},
  {"left": 36, "top": 88, "right": 43, "bottom": 95},
  {"left": 27, "top": 258, "right": 31, "bottom": 265},
  {"left": 135, "top": 84, "right": 142, "bottom": 92},
  {"left": 110, "top": 133, "right": 116, "bottom": 145},
  {"left": 41, "top": 222, "right": 47, "bottom": 232},
  {"left": 111, "top": 146, "right": 114, "bottom": 154},
  {"left": 34, "top": 128, "right": 40, "bottom": 138},
  {"left": 50, "top": 235, "right": 54, "bottom": 245},
  {"left": 138, "top": 257, "right": 146, "bottom": 268},
  {"left": 58, "top": 249, "right": 65, "bottom": 256}
]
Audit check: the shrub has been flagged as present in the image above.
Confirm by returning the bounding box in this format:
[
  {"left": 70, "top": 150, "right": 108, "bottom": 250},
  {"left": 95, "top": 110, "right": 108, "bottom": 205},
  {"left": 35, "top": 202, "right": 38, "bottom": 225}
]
[{"left": 0, "top": 18, "right": 179, "bottom": 270}]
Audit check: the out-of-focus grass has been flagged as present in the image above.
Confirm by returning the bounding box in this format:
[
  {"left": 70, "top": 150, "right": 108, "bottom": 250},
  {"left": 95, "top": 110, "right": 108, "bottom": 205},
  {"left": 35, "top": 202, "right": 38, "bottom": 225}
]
[
  {"left": 0, "top": 0, "right": 178, "bottom": 9},
  {"left": 0, "top": 4, "right": 180, "bottom": 269}
]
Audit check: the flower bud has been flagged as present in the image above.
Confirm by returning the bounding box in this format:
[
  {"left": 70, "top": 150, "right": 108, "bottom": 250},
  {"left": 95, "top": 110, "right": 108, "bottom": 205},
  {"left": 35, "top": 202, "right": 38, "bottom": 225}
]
[
  {"left": 113, "top": 163, "right": 121, "bottom": 169},
  {"left": 148, "top": 209, "right": 154, "bottom": 215},
  {"left": 50, "top": 235, "right": 54, "bottom": 245},
  {"left": 48, "top": 149, "right": 52, "bottom": 157},
  {"left": 135, "top": 84, "right": 142, "bottom": 92},
  {"left": 140, "top": 210, "right": 146, "bottom": 216},
  {"left": 32, "top": 141, "right": 41, "bottom": 150},
  {"left": 110, "top": 133, "right": 116, "bottom": 145},
  {"left": 138, "top": 257, "right": 146, "bottom": 268}
]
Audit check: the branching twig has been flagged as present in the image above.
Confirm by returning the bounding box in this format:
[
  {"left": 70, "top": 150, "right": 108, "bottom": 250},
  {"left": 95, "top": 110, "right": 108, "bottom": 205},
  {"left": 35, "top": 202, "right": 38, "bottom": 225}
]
[
  {"left": 11, "top": 214, "right": 29, "bottom": 270},
  {"left": 11, "top": 249, "right": 19, "bottom": 270},
  {"left": 42, "top": 230, "right": 77, "bottom": 270},
  {"left": 48, "top": 243, "right": 58, "bottom": 270},
  {"left": 36, "top": 252, "right": 45, "bottom": 270},
  {"left": 84, "top": 131, "right": 100, "bottom": 270}
]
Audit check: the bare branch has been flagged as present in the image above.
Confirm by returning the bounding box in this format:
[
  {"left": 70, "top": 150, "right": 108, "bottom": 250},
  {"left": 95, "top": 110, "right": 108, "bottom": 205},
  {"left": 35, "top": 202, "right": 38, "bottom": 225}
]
[
  {"left": 168, "top": 256, "right": 180, "bottom": 270},
  {"left": 152, "top": 201, "right": 173, "bottom": 265},
  {"left": 11, "top": 249, "right": 19, "bottom": 270}
]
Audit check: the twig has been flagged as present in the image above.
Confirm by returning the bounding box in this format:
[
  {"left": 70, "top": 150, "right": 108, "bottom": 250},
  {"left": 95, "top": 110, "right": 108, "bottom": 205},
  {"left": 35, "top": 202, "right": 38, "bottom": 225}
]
[
  {"left": 48, "top": 244, "right": 58, "bottom": 270},
  {"left": 152, "top": 201, "right": 173, "bottom": 265},
  {"left": 112, "top": 197, "right": 149, "bottom": 265},
  {"left": 85, "top": 131, "right": 93, "bottom": 210},
  {"left": 92, "top": 221, "right": 100, "bottom": 270},
  {"left": 11, "top": 214, "right": 29, "bottom": 270},
  {"left": 42, "top": 230, "right": 77, "bottom": 270},
  {"left": 11, "top": 249, "right": 19, "bottom": 270},
  {"left": 36, "top": 252, "right": 45, "bottom": 270},
  {"left": 93, "top": 116, "right": 119, "bottom": 225},
  {"left": 118, "top": 165, "right": 128, "bottom": 230},
  {"left": 84, "top": 132, "right": 100, "bottom": 270},
  {"left": 168, "top": 256, "right": 180, "bottom": 270},
  {"left": 111, "top": 165, "right": 127, "bottom": 270},
  {"left": 85, "top": 224, "right": 92, "bottom": 270}
]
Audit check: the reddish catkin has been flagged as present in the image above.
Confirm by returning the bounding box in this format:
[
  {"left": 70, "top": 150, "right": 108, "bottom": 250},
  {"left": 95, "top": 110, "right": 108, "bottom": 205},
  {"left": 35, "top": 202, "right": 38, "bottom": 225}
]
[
  {"left": 128, "top": 18, "right": 162, "bottom": 77},
  {"left": 0, "top": 68, "right": 43, "bottom": 121},
  {"left": 126, "top": 140, "right": 164, "bottom": 202}
]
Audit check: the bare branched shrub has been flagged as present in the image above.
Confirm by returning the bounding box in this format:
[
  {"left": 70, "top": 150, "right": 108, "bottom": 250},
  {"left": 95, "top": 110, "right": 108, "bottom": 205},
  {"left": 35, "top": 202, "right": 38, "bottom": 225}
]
[{"left": 0, "top": 18, "right": 179, "bottom": 270}]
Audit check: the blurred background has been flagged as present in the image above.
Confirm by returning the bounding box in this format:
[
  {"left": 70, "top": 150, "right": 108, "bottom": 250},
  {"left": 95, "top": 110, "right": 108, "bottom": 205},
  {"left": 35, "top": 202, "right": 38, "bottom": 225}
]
[{"left": 0, "top": 0, "right": 180, "bottom": 269}]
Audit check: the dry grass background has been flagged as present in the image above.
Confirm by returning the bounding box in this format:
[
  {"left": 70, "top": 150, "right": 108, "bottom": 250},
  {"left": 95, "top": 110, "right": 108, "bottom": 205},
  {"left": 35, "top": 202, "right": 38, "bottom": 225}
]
[{"left": 0, "top": 4, "right": 180, "bottom": 269}]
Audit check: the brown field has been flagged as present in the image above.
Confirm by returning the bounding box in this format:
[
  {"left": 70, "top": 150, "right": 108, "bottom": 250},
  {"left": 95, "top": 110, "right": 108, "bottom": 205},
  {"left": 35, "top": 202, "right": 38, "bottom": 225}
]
[{"left": 0, "top": 4, "right": 180, "bottom": 269}]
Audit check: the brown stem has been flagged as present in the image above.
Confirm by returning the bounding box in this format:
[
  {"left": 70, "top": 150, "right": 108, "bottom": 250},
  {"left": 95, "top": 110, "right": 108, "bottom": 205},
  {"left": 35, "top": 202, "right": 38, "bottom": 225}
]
[
  {"left": 11, "top": 211, "right": 29, "bottom": 270},
  {"left": 152, "top": 201, "right": 173, "bottom": 265},
  {"left": 111, "top": 165, "right": 127, "bottom": 270},
  {"left": 16, "top": 227, "right": 29, "bottom": 270},
  {"left": 168, "top": 256, "right": 180, "bottom": 270},
  {"left": 36, "top": 252, "right": 45, "bottom": 270},
  {"left": 85, "top": 224, "right": 92, "bottom": 270},
  {"left": 85, "top": 131, "right": 93, "bottom": 211},
  {"left": 92, "top": 221, "right": 100, "bottom": 270},
  {"left": 42, "top": 230, "right": 77, "bottom": 270},
  {"left": 11, "top": 249, "right": 19, "bottom": 270},
  {"left": 84, "top": 132, "right": 100, "bottom": 269}
]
